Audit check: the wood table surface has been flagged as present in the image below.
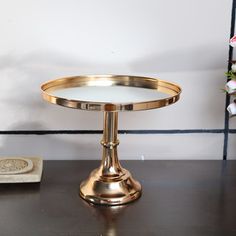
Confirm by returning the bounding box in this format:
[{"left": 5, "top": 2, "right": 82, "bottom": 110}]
[{"left": 0, "top": 160, "right": 236, "bottom": 236}]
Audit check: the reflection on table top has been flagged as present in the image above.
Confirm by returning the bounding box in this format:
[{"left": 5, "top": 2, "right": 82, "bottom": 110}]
[{"left": 0, "top": 160, "right": 236, "bottom": 236}]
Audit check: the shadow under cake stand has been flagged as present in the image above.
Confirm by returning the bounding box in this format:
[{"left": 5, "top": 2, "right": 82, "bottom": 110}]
[{"left": 41, "top": 75, "right": 181, "bottom": 205}]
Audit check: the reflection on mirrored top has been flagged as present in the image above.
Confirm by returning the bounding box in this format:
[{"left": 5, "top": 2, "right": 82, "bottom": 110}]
[
  {"left": 51, "top": 86, "right": 169, "bottom": 103},
  {"left": 41, "top": 75, "right": 181, "bottom": 111}
]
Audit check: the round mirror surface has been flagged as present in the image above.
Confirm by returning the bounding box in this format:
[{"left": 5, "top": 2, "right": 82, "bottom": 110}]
[{"left": 51, "top": 86, "right": 169, "bottom": 103}]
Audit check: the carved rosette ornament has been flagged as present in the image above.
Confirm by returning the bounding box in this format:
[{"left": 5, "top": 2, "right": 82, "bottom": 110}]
[{"left": 0, "top": 158, "right": 33, "bottom": 175}]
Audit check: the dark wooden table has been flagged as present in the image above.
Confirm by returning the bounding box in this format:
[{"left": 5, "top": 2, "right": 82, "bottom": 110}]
[{"left": 0, "top": 160, "right": 236, "bottom": 236}]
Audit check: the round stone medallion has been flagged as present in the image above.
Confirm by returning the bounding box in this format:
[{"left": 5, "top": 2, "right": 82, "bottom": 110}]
[{"left": 0, "top": 158, "right": 33, "bottom": 175}]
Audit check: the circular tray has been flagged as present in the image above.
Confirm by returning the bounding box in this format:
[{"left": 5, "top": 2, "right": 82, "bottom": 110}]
[{"left": 41, "top": 75, "right": 181, "bottom": 112}]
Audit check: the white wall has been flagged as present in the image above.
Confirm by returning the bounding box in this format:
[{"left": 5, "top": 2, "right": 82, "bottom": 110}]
[{"left": 0, "top": 0, "right": 232, "bottom": 160}]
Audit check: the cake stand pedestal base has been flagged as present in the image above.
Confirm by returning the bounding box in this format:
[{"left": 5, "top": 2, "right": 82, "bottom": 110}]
[
  {"left": 79, "top": 112, "right": 141, "bottom": 205},
  {"left": 80, "top": 167, "right": 141, "bottom": 205}
]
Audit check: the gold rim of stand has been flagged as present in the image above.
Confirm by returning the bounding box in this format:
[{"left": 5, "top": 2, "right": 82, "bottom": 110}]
[{"left": 41, "top": 75, "right": 181, "bottom": 112}]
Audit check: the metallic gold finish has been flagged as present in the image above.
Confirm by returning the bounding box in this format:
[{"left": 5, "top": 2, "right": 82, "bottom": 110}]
[
  {"left": 82, "top": 200, "right": 129, "bottom": 235},
  {"left": 41, "top": 75, "right": 181, "bottom": 112},
  {"left": 41, "top": 75, "right": 182, "bottom": 205},
  {"left": 80, "top": 112, "right": 141, "bottom": 205}
]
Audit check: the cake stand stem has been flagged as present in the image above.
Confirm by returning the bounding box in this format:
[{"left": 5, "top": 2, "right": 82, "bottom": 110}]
[
  {"left": 100, "top": 112, "right": 122, "bottom": 176},
  {"left": 80, "top": 111, "right": 141, "bottom": 205}
]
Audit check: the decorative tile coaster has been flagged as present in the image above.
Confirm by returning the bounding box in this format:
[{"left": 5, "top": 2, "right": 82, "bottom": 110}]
[{"left": 0, "top": 157, "right": 43, "bottom": 183}]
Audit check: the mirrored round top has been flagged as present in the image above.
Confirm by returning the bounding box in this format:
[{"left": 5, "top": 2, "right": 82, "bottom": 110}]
[{"left": 41, "top": 75, "right": 181, "bottom": 112}]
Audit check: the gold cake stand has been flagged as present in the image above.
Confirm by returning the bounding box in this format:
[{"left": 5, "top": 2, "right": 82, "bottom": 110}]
[{"left": 41, "top": 75, "right": 181, "bottom": 205}]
